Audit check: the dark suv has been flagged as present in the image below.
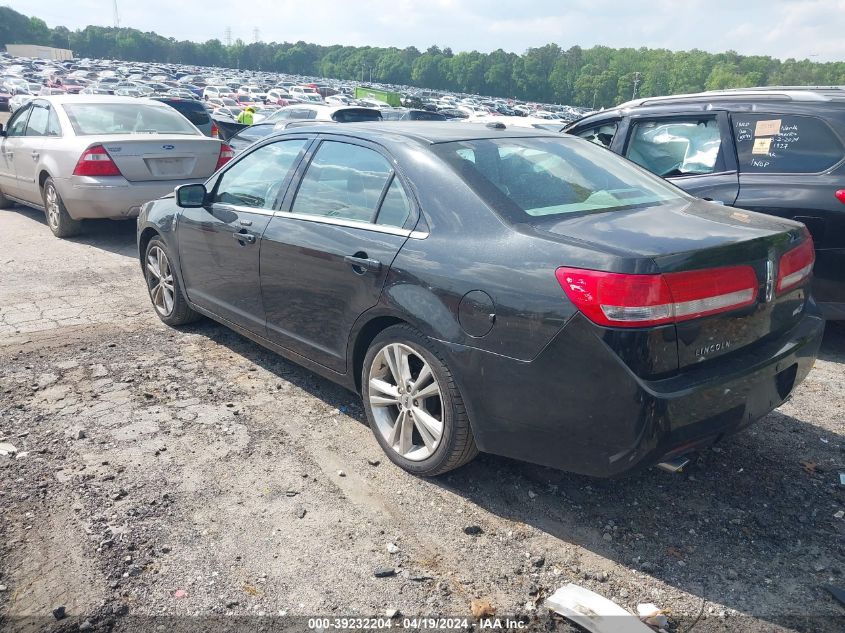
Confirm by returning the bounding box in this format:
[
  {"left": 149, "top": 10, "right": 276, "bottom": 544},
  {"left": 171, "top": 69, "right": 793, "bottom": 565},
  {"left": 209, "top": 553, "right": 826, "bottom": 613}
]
[{"left": 565, "top": 87, "right": 845, "bottom": 319}]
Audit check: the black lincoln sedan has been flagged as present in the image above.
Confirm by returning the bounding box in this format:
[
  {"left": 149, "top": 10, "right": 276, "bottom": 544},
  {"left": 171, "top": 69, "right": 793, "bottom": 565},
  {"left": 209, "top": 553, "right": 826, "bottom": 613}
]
[{"left": 137, "top": 123, "right": 824, "bottom": 478}]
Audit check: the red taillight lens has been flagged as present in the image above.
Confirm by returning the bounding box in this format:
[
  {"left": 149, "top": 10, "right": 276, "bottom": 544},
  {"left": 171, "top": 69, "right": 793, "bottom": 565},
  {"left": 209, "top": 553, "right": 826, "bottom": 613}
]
[
  {"left": 216, "top": 143, "right": 234, "bottom": 170},
  {"left": 777, "top": 235, "right": 815, "bottom": 294},
  {"left": 556, "top": 265, "right": 758, "bottom": 328},
  {"left": 835, "top": 189, "right": 845, "bottom": 204},
  {"left": 210, "top": 121, "right": 219, "bottom": 138},
  {"left": 72, "top": 145, "right": 121, "bottom": 177}
]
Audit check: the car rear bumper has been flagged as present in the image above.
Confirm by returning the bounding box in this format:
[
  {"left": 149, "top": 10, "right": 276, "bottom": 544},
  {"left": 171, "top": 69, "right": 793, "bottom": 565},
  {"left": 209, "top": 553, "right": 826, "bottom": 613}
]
[
  {"left": 442, "top": 307, "right": 825, "bottom": 478},
  {"left": 55, "top": 176, "right": 208, "bottom": 220}
]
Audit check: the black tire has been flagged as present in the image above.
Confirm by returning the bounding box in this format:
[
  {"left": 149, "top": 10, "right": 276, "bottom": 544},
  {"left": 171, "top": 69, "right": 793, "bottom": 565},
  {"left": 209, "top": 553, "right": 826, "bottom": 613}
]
[
  {"left": 42, "top": 177, "right": 82, "bottom": 238},
  {"left": 143, "top": 236, "right": 201, "bottom": 326},
  {"left": 362, "top": 324, "right": 478, "bottom": 476}
]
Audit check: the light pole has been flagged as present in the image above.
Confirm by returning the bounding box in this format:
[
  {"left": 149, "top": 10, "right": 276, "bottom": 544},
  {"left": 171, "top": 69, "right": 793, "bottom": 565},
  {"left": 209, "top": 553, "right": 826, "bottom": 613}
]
[{"left": 632, "top": 72, "right": 641, "bottom": 100}]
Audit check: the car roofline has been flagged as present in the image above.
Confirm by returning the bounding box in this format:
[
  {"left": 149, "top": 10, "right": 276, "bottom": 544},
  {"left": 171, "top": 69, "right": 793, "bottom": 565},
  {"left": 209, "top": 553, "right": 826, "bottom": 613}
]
[{"left": 615, "top": 86, "right": 845, "bottom": 109}]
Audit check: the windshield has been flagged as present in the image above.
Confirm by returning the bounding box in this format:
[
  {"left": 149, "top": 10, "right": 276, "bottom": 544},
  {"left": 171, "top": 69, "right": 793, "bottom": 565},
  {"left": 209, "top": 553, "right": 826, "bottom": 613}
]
[
  {"left": 433, "top": 136, "right": 686, "bottom": 220},
  {"left": 63, "top": 103, "right": 200, "bottom": 135}
]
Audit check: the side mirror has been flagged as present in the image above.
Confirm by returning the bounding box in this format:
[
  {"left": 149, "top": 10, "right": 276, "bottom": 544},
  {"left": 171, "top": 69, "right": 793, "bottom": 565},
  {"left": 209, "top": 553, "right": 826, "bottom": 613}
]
[
  {"left": 0, "top": 124, "right": 5, "bottom": 137},
  {"left": 175, "top": 183, "right": 207, "bottom": 208}
]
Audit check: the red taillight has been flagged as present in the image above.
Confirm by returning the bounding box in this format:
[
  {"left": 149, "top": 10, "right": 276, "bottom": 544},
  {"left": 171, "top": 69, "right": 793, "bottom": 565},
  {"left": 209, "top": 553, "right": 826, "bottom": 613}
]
[
  {"left": 210, "top": 121, "right": 219, "bottom": 138},
  {"left": 216, "top": 143, "right": 234, "bottom": 170},
  {"left": 777, "top": 234, "right": 815, "bottom": 294},
  {"left": 72, "top": 145, "right": 121, "bottom": 177},
  {"left": 835, "top": 189, "right": 845, "bottom": 204},
  {"left": 555, "top": 265, "right": 758, "bottom": 328}
]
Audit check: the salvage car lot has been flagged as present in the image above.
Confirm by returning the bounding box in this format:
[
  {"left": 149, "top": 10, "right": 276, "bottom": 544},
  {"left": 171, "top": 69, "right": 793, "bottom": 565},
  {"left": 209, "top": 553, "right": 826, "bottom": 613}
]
[{"left": 0, "top": 203, "right": 843, "bottom": 632}]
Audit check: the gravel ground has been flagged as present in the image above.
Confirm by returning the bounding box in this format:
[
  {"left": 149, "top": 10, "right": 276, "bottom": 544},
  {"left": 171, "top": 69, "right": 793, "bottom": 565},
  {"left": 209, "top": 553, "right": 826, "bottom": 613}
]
[{"left": 0, "top": 204, "right": 843, "bottom": 633}]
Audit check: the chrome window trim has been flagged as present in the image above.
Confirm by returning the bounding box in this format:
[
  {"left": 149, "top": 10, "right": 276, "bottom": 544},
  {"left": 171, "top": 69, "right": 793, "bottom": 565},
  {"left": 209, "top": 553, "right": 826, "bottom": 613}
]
[
  {"left": 275, "top": 210, "right": 428, "bottom": 239},
  {"left": 211, "top": 203, "right": 276, "bottom": 217}
]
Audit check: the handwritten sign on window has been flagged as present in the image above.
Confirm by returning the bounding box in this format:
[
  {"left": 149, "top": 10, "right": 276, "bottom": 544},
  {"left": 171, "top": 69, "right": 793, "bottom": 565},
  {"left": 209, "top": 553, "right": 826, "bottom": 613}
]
[
  {"left": 754, "top": 119, "right": 781, "bottom": 137},
  {"left": 752, "top": 138, "right": 772, "bottom": 155}
]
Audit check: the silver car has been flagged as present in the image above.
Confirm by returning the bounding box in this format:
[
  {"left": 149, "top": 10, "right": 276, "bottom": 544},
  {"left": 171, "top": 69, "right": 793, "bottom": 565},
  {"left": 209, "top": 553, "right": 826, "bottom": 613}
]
[{"left": 0, "top": 95, "right": 232, "bottom": 237}]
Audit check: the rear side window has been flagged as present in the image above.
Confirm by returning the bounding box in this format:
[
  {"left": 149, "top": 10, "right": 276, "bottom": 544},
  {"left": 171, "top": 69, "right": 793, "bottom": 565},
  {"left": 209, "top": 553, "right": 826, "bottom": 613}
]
[
  {"left": 732, "top": 114, "right": 844, "bottom": 173},
  {"left": 376, "top": 177, "right": 412, "bottom": 228},
  {"left": 25, "top": 105, "right": 50, "bottom": 136},
  {"left": 625, "top": 117, "right": 725, "bottom": 177},
  {"left": 292, "top": 141, "right": 393, "bottom": 223},
  {"left": 573, "top": 121, "right": 617, "bottom": 149}
]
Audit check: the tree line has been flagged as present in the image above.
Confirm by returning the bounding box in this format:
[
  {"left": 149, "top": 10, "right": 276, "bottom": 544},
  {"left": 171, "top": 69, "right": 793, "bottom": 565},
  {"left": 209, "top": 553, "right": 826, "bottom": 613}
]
[{"left": 2, "top": 7, "right": 845, "bottom": 108}]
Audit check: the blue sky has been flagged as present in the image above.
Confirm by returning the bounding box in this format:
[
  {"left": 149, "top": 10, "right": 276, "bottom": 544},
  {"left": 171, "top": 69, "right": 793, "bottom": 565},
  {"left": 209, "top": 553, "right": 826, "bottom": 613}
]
[{"left": 6, "top": 0, "right": 845, "bottom": 62}]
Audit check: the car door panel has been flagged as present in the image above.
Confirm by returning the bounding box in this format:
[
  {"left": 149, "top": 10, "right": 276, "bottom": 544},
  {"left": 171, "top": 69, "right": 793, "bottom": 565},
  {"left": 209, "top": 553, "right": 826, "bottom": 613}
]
[
  {"left": 260, "top": 137, "right": 414, "bottom": 372},
  {"left": 261, "top": 217, "right": 408, "bottom": 370},
  {"left": 0, "top": 104, "right": 31, "bottom": 198},
  {"left": 176, "top": 137, "right": 311, "bottom": 332},
  {"left": 177, "top": 205, "right": 273, "bottom": 331},
  {"left": 13, "top": 101, "right": 60, "bottom": 205}
]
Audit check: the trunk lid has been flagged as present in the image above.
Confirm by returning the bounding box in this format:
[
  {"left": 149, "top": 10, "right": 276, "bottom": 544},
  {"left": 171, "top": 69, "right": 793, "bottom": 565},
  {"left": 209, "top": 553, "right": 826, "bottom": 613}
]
[
  {"left": 98, "top": 136, "right": 221, "bottom": 182},
  {"left": 535, "top": 199, "right": 811, "bottom": 369}
]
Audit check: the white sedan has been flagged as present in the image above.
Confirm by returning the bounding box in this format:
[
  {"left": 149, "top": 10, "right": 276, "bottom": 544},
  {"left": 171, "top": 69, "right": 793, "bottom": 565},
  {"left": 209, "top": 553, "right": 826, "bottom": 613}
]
[{"left": 0, "top": 95, "right": 233, "bottom": 238}]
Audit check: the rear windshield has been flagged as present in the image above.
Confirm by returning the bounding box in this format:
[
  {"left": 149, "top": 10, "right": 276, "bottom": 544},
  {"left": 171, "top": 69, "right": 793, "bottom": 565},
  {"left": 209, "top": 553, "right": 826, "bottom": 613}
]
[
  {"left": 63, "top": 103, "right": 200, "bottom": 136},
  {"left": 433, "top": 136, "right": 685, "bottom": 220},
  {"left": 330, "top": 108, "right": 382, "bottom": 123},
  {"left": 156, "top": 99, "right": 210, "bottom": 126}
]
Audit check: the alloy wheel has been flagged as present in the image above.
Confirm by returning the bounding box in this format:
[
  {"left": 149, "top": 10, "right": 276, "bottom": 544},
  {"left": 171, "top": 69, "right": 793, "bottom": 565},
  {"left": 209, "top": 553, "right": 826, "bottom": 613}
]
[
  {"left": 146, "top": 246, "right": 175, "bottom": 316},
  {"left": 45, "top": 184, "right": 60, "bottom": 231},
  {"left": 369, "top": 343, "right": 444, "bottom": 461}
]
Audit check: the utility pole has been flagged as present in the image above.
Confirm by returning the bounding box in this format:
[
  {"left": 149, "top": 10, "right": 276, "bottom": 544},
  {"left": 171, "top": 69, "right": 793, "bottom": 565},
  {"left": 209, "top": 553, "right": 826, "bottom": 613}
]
[
  {"left": 632, "top": 72, "right": 642, "bottom": 100},
  {"left": 224, "top": 27, "right": 232, "bottom": 47},
  {"left": 592, "top": 89, "right": 597, "bottom": 110},
  {"left": 112, "top": 0, "right": 120, "bottom": 28}
]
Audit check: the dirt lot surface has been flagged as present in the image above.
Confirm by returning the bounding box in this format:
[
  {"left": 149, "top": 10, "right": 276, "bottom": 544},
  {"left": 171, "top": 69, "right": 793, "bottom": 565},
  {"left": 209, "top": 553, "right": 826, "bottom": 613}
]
[{"left": 1, "top": 204, "right": 843, "bottom": 633}]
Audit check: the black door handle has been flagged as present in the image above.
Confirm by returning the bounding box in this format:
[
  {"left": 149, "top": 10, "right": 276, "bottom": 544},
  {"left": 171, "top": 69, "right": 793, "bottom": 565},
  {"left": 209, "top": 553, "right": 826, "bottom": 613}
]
[
  {"left": 232, "top": 231, "right": 256, "bottom": 244},
  {"left": 344, "top": 255, "right": 382, "bottom": 273}
]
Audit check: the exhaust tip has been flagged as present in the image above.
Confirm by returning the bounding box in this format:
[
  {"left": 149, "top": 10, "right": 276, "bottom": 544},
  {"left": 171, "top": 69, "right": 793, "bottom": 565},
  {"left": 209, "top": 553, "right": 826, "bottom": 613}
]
[{"left": 657, "top": 455, "right": 692, "bottom": 473}]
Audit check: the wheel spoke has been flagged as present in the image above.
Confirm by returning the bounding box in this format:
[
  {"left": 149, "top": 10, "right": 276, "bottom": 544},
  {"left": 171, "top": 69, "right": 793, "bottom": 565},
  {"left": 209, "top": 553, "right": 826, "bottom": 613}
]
[
  {"left": 370, "top": 395, "right": 399, "bottom": 407},
  {"left": 412, "top": 406, "right": 443, "bottom": 441},
  {"left": 397, "top": 347, "right": 413, "bottom": 386},
  {"left": 151, "top": 283, "right": 162, "bottom": 307},
  {"left": 370, "top": 378, "right": 399, "bottom": 398},
  {"left": 147, "top": 251, "right": 161, "bottom": 279},
  {"left": 411, "top": 363, "right": 432, "bottom": 394},
  {"left": 398, "top": 411, "right": 413, "bottom": 455},
  {"left": 414, "top": 415, "right": 438, "bottom": 452},
  {"left": 162, "top": 287, "right": 174, "bottom": 313},
  {"left": 383, "top": 345, "right": 402, "bottom": 386},
  {"left": 387, "top": 410, "right": 405, "bottom": 447}
]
